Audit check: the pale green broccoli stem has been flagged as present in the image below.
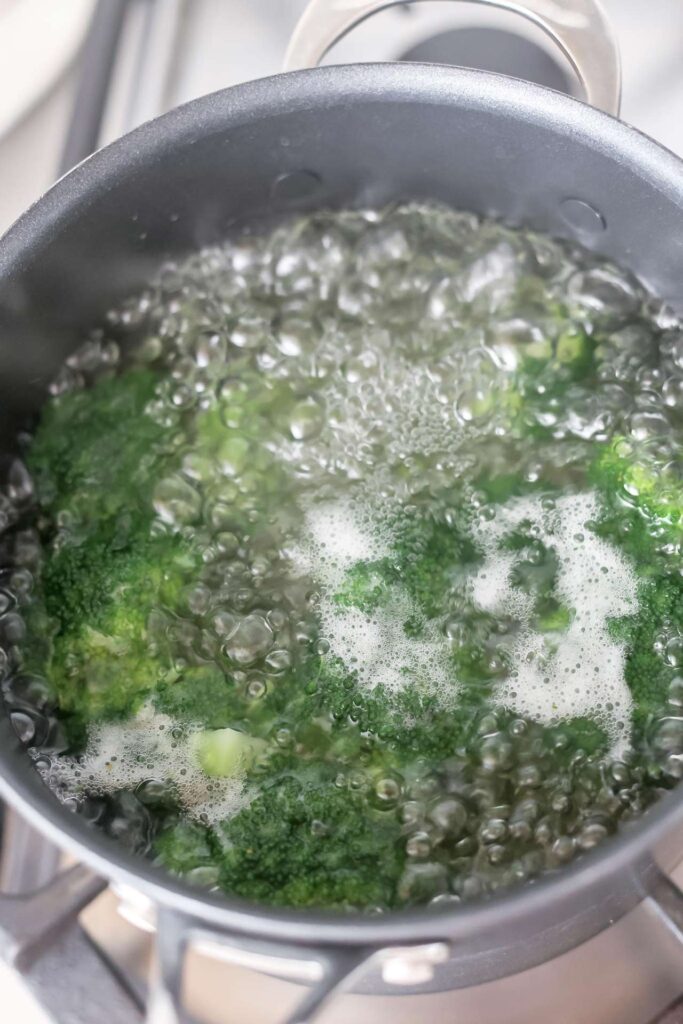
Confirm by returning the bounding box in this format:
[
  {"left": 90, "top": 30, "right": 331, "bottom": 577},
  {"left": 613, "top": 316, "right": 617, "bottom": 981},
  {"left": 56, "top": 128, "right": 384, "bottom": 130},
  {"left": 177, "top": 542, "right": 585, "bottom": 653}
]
[
  {"left": 555, "top": 328, "right": 586, "bottom": 364},
  {"left": 193, "top": 727, "right": 268, "bottom": 777}
]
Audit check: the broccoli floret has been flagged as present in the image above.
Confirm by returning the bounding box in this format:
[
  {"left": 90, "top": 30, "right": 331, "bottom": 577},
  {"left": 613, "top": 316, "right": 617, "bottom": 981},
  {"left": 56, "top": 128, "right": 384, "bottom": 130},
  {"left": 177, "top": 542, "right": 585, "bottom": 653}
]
[
  {"left": 155, "top": 665, "right": 244, "bottom": 729},
  {"left": 610, "top": 578, "right": 683, "bottom": 723},
  {"left": 42, "top": 529, "right": 193, "bottom": 643},
  {"left": 155, "top": 821, "right": 215, "bottom": 875},
  {"left": 332, "top": 560, "right": 393, "bottom": 613},
  {"left": 156, "top": 775, "right": 406, "bottom": 909},
  {"left": 24, "top": 369, "right": 209, "bottom": 742},
  {"left": 592, "top": 437, "right": 683, "bottom": 547},
  {"left": 26, "top": 531, "right": 200, "bottom": 738},
  {"left": 28, "top": 369, "right": 171, "bottom": 525},
  {"left": 590, "top": 438, "right": 683, "bottom": 721},
  {"left": 508, "top": 321, "right": 599, "bottom": 440}
]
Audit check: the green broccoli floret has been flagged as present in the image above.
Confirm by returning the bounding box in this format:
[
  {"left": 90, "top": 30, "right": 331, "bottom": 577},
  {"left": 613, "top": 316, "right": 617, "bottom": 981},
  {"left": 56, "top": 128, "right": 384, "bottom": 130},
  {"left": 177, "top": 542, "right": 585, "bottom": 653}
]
[
  {"left": 155, "top": 665, "right": 244, "bottom": 729},
  {"left": 24, "top": 369, "right": 208, "bottom": 742},
  {"left": 28, "top": 369, "right": 171, "bottom": 525},
  {"left": 41, "top": 529, "right": 193, "bottom": 643},
  {"left": 154, "top": 821, "right": 215, "bottom": 875},
  {"left": 332, "top": 560, "right": 393, "bottom": 613},
  {"left": 610, "top": 577, "right": 683, "bottom": 723},
  {"left": 156, "top": 775, "right": 406, "bottom": 909},
  {"left": 592, "top": 437, "right": 683, "bottom": 546},
  {"left": 590, "top": 438, "right": 683, "bottom": 722},
  {"left": 25, "top": 531, "right": 200, "bottom": 742}
]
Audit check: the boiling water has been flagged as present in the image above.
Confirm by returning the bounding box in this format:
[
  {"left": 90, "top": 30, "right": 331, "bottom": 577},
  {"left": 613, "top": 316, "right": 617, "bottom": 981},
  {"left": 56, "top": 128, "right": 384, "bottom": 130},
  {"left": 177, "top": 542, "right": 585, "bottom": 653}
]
[{"left": 2, "top": 203, "right": 683, "bottom": 909}]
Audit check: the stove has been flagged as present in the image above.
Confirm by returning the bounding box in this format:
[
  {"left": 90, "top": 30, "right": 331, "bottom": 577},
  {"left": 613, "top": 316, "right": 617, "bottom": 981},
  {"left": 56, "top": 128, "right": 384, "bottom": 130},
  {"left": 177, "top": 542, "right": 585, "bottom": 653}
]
[{"left": 2, "top": 2, "right": 683, "bottom": 1022}]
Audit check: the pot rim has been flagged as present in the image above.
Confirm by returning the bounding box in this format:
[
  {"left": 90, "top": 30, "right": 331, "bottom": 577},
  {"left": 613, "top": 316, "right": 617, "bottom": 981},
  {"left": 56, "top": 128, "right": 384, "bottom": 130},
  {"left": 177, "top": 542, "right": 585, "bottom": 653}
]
[{"left": 1, "top": 60, "right": 682, "bottom": 950}]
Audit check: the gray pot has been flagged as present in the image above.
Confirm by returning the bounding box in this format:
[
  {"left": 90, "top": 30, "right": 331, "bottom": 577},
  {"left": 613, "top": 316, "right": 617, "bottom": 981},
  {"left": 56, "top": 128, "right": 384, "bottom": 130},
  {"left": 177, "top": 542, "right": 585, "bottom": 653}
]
[{"left": 1, "top": 3, "right": 683, "bottom": 1022}]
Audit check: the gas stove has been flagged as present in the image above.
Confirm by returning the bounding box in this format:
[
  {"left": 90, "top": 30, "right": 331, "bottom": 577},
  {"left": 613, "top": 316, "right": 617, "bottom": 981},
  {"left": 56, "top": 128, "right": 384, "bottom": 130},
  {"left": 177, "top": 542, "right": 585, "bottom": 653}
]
[{"left": 2, "top": 2, "right": 683, "bottom": 1022}]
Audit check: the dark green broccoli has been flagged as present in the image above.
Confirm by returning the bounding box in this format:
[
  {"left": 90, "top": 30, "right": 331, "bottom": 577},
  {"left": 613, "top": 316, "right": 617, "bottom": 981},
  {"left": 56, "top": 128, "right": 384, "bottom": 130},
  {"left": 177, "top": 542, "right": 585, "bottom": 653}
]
[
  {"left": 23, "top": 370, "right": 203, "bottom": 742},
  {"left": 154, "top": 821, "right": 215, "bottom": 875},
  {"left": 591, "top": 438, "right": 683, "bottom": 722},
  {"left": 591, "top": 436, "right": 683, "bottom": 549},
  {"left": 28, "top": 369, "right": 172, "bottom": 525},
  {"left": 156, "top": 774, "right": 406, "bottom": 909},
  {"left": 21, "top": 529, "right": 200, "bottom": 748},
  {"left": 610, "top": 578, "right": 683, "bottom": 724},
  {"left": 154, "top": 665, "right": 245, "bottom": 729}
]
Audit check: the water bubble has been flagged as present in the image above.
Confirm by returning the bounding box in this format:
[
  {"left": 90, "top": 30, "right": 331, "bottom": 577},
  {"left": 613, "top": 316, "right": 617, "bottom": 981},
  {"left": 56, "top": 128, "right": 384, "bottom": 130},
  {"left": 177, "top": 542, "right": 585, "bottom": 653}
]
[
  {"left": 398, "top": 862, "right": 449, "bottom": 904},
  {"left": 662, "top": 377, "right": 683, "bottom": 408},
  {"left": 629, "top": 412, "right": 669, "bottom": 441},
  {"left": 153, "top": 475, "right": 201, "bottom": 526},
  {"left": 428, "top": 798, "right": 467, "bottom": 836},
  {"left": 230, "top": 316, "right": 268, "bottom": 350},
  {"left": 666, "top": 638, "right": 683, "bottom": 668},
  {"left": 479, "top": 818, "right": 507, "bottom": 844},
  {"left": 289, "top": 398, "right": 325, "bottom": 441},
  {"left": 550, "top": 835, "right": 576, "bottom": 863},
  {"left": 246, "top": 676, "right": 267, "bottom": 700},
  {"left": 373, "top": 776, "right": 402, "bottom": 806},
  {"left": 653, "top": 717, "right": 683, "bottom": 754},
  {"left": 668, "top": 677, "right": 683, "bottom": 707},
  {"left": 429, "top": 893, "right": 461, "bottom": 907},
  {"left": 671, "top": 334, "right": 683, "bottom": 371},
  {"left": 264, "top": 649, "right": 291, "bottom": 672},
  {"left": 224, "top": 614, "right": 273, "bottom": 666},
  {"left": 10, "top": 710, "right": 36, "bottom": 744},
  {"left": 401, "top": 801, "right": 424, "bottom": 828},
  {"left": 7, "top": 460, "right": 34, "bottom": 505},
  {"left": 0, "top": 613, "right": 25, "bottom": 645},
  {"left": 187, "top": 865, "right": 220, "bottom": 888},
  {"left": 577, "top": 822, "right": 608, "bottom": 850},
  {"left": 479, "top": 734, "right": 514, "bottom": 772},
  {"left": 275, "top": 321, "right": 308, "bottom": 358},
  {"left": 217, "top": 436, "right": 251, "bottom": 476},
  {"left": 567, "top": 267, "right": 639, "bottom": 316}
]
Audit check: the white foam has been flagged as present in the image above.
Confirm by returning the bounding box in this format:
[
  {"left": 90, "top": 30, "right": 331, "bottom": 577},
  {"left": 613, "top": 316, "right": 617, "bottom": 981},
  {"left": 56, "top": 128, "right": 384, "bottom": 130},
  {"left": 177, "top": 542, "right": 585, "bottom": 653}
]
[
  {"left": 470, "top": 491, "right": 638, "bottom": 755},
  {"left": 38, "top": 703, "right": 251, "bottom": 825},
  {"left": 303, "top": 500, "right": 390, "bottom": 589},
  {"left": 293, "top": 500, "right": 455, "bottom": 698}
]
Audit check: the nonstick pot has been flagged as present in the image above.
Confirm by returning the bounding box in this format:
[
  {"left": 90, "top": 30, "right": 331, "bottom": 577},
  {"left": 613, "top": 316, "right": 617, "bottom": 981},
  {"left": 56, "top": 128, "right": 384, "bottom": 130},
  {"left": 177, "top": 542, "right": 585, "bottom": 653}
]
[{"left": 1, "top": 2, "right": 683, "bottom": 1023}]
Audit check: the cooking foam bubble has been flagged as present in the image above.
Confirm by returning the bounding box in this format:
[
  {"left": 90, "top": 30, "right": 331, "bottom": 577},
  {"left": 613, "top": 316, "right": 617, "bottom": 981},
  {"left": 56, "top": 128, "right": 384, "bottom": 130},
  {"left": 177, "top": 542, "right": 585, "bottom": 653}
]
[
  {"left": 470, "top": 491, "right": 638, "bottom": 755},
  {"left": 38, "top": 703, "right": 251, "bottom": 825},
  {"left": 294, "top": 500, "right": 455, "bottom": 697}
]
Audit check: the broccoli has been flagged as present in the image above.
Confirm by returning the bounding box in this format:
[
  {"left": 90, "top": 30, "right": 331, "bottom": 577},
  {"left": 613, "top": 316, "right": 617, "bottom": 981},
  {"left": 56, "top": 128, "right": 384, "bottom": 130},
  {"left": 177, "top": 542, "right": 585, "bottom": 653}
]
[
  {"left": 154, "top": 821, "right": 215, "bottom": 875},
  {"left": 588, "top": 438, "right": 683, "bottom": 722},
  {"left": 28, "top": 369, "right": 172, "bottom": 527},
  {"left": 154, "top": 665, "right": 245, "bottom": 730},
  {"left": 155, "top": 774, "right": 406, "bottom": 909},
  {"left": 24, "top": 362, "right": 302, "bottom": 744},
  {"left": 21, "top": 305, "right": 683, "bottom": 911},
  {"left": 23, "top": 370, "right": 204, "bottom": 742},
  {"left": 591, "top": 437, "right": 683, "bottom": 548},
  {"left": 610, "top": 578, "right": 683, "bottom": 723},
  {"left": 21, "top": 530, "right": 198, "bottom": 746}
]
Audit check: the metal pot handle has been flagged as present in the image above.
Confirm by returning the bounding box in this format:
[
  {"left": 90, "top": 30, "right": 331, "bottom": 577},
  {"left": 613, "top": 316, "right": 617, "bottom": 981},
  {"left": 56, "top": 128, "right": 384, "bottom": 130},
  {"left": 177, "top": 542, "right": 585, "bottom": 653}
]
[
  {"left": 283, "top": 0, "right": 621, "bottom": 116},
  {"left": 145, "top": 906, "right": 450, "bottom": 1024}
]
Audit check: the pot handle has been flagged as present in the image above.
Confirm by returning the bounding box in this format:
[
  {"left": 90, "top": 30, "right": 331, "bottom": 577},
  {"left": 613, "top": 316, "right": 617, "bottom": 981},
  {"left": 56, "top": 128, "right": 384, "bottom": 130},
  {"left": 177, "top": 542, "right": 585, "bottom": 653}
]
[
  {"left": 283, "top": 0, "right": 621, "bottom": 117},
  {"left": 146, "top": 906, "right": 450, "bottom": 1024}
]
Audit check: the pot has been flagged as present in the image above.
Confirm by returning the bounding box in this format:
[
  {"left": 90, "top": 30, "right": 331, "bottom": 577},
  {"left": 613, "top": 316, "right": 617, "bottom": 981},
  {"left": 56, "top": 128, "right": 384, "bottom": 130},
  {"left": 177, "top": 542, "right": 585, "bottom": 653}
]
[{"left": 1, "top": 2, "right": 683, "bottom": 1022}]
